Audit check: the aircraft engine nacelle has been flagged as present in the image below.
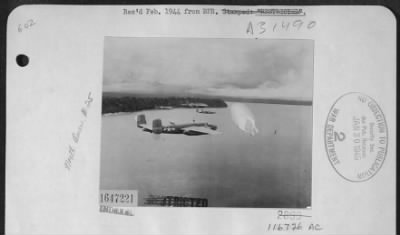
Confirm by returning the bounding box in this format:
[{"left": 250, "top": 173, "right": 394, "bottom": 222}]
[
  {"left": 137, "top": 114, "right": 147, "bottom": 127},
  {"left": 152, "top": 119, "right": 163, "bottom": 134}
]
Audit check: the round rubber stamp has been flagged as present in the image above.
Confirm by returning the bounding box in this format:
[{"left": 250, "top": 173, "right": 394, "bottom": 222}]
[{"left": 324, "top": 92, "right": 388, "bottom": 182}]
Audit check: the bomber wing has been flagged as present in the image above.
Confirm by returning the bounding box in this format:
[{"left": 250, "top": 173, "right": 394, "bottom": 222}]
[{"left": 182, "top": 126, "right": 221, "bottom": 135}]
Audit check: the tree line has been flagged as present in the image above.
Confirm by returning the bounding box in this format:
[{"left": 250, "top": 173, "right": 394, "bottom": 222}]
[{"left": 102, "top": 96, "right": 227, "bottom": 114}]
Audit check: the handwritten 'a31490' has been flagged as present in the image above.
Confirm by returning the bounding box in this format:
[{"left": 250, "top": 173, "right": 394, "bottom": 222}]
[{"left": 246, "top": 20, "right": 316, "bottom": 35}]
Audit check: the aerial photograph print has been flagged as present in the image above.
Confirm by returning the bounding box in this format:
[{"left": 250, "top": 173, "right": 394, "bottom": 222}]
[{"left": 100, "top": 37, "right": 313, "bottom": 208}]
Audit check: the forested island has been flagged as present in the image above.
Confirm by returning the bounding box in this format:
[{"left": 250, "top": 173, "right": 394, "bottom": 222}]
[{"left": 102, "top": 95, "right": 228, "bottom": 114}]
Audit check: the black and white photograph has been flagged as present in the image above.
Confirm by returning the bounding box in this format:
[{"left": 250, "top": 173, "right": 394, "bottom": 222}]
[
  {"left": 5, "top": 5, "right": 396, "bottom": 234},
  {"left": 100, "top": 37, "right": 313, "bottom": 208}
]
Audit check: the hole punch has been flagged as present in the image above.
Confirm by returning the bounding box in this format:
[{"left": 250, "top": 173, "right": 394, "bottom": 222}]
[{"left": 16, "top": 54, "right": 29, "bottom": 67}]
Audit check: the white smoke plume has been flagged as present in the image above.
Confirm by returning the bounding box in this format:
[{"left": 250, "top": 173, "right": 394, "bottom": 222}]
[{"left": 229, "top": 103, "right": 259, "bottom": 136}]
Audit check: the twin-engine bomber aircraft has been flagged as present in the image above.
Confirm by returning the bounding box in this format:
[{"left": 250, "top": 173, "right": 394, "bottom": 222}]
[{"left": 136, "top": 114, "right": 221, "bottom": 136}]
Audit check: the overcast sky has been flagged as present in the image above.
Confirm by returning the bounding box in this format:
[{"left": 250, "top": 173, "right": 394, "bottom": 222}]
[{"left": 103, "top": 37, "right": 313, "bottom": 101}]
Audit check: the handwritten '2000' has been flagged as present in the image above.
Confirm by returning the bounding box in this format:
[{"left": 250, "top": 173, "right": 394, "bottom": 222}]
[{"left": 247, "top": 20, "right": 316, "bottom": 35}]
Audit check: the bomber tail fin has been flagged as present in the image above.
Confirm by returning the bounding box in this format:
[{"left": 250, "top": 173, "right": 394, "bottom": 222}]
[
  {"left": 152, "top": 119, "right": 163, "bottom": 134},
  {"left": 137, "top": 114, "right": 147, "bottom": 127}
]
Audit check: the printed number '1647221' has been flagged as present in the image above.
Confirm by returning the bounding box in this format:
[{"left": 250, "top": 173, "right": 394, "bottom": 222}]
[{"left": 99, "top": 190, "right": 138, "bottom": 207}]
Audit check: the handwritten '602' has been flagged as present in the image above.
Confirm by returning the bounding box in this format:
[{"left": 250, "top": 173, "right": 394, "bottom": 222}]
[{"left": 247, "top": 20, "right": 316, "bottom": 35}]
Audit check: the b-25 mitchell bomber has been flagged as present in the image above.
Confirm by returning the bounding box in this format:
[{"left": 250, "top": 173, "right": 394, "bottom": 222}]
[
  {"left": 136, "top": 114, "right": 221, "bottom": 136},
  {"left": 196, "top": 108, "right": 216, "bottom": 114}
]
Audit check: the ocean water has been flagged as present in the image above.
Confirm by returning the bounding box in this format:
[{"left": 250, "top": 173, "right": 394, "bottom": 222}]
[{"left": 100, "top": 102, "right": 312, "bottom": 208}]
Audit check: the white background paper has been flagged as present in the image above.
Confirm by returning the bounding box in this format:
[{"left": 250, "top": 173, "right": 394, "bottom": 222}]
[{"left": 6, "top": 5, "right": 396, "bottom": 234}]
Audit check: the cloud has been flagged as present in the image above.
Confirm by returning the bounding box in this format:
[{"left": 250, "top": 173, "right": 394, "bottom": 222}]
[{"left": 103, "top": 38, "right": 313, "bottom": 100}]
